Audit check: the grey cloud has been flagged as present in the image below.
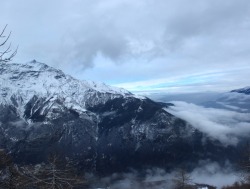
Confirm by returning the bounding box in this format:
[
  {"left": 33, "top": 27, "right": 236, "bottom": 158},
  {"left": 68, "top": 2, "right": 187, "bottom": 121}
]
[
  {"left": 60, "top": 29, "right": 129, "bottom": 69},
  {"left": 1, "top": 0, "right": 250, "bottom": 91},
  {"left": 162, "top": 0, "right": 250, "bottom": 53},
  {"left": 11, "top": 0, "right": 248, "bottom": 63}
]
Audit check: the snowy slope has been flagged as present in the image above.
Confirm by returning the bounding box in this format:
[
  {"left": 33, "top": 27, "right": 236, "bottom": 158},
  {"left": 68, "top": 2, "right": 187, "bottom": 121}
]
[
  {"left": 0, "top": 60, "right": 135, "bottom": 119},
  {"left": 0, "top": 61, "right": 239, "bottom": 174}
]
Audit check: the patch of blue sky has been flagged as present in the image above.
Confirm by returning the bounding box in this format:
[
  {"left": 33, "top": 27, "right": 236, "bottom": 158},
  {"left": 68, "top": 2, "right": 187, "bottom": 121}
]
[{"left": 148, "top": 74, "right": 217, "bottom": 89}]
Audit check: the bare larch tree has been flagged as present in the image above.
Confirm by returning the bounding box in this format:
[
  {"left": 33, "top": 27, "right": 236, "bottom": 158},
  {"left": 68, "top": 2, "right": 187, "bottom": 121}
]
[
  {"left": 172, "top": 168, "right": 193, "bottom": 189},
  {"left": 0, "top": 149, "right": 31, "bottom": 189},
  {"left": 24, "top": 154, "right": 88, "bottom": 189},
  {"left": 240, "top": 143, "right": 250, "bottom": 184}
]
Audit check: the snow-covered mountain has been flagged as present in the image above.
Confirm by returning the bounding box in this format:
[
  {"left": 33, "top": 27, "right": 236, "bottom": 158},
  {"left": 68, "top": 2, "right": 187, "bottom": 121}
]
[
  {"left": 0, "top": 60, "right": 134, "bottom": 118},
  {"left": 0, "top": 61, "right": 238, "bottom": 174}
]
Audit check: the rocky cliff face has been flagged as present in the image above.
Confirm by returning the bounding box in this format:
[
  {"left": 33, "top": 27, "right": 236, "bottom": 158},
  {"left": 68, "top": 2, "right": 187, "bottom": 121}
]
[{"left": 0, "top": 61, "right": 237, "bottom": 174}]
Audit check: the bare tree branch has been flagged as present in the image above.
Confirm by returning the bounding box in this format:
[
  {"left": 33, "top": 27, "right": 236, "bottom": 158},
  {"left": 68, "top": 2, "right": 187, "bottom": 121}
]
[
  {"left": 0, "top": 25, "right": 8, "bottom": 38},
  {"left": 0, "top": 25, "right": 17, "bottom": 63},
  {"left": 172, "top": 168, "right": 193, "bottom": 189},
  {"left": 0, "top": 150, "right": 88, "bottom": 189}
]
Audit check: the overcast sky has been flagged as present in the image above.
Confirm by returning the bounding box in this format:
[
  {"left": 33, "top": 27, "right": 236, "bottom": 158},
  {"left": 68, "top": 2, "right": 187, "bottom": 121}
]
[{"left": 1, "top": 0, "right": 250, "bottom": 93}]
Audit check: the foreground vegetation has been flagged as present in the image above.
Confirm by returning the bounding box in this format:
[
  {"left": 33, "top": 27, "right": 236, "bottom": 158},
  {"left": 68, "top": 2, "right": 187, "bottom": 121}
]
[
  {"left": 0, "top": 150, "right": 87, "bottom": 189},
  {"left": 1, "top": 147, "right": 250, "bottom": 189}
]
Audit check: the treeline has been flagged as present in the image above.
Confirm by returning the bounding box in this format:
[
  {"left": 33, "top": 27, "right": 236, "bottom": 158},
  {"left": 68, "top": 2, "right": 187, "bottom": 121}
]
[
  {"left": 222, "top": 182, "right": 250, "bottom": 189},
  {"left": 1, "top": 146, "right": 250, "bottom": 189},
  {"left": 0, "top": 149, "right": 87, "bottom": 189},
  {"left": 222, "top": 143, "right": 250, "bottom": 189}
]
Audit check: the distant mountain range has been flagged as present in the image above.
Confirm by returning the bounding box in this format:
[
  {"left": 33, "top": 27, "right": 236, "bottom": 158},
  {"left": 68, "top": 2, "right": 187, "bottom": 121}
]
[
  {"left": 231, "top": 86, "right": 250, "bottom": 95},
  {"left": 0, "top": 61, "right": 243, "bottom": 174},
  {"left": 202, "top": 87, "right": 250, "bottom": 112},
  {"left": 148, "top": 87, "right": 250, "bottom": 113}
]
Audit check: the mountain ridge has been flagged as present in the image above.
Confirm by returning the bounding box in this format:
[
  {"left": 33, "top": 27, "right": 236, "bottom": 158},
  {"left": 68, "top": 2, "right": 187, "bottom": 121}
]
[
  {"left": 0, "top": 61, "right": 239, "bottom": 174},
  {"left": 231, "top": 86, "right": 250, "bottom": 95}
]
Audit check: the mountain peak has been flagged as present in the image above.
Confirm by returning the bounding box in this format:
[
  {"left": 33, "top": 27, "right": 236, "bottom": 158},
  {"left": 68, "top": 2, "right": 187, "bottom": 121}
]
[
  {"left": 231, "top": 86, "right": 250, "bottom": 95},
  {"left": 30, "top": 59, "right": 37, "bottom": 63},
  {"left": 0, "top": 61, "right": 240, "bottom": 175},
  {"left": 0, "top": 62, "right": 134, "bottom": 113}
]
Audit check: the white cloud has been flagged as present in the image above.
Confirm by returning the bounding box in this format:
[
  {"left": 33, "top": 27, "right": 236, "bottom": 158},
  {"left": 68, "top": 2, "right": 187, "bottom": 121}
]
[
  {"left": 88, "top": 162, "right": 239, "bottom": 189},
  {"left": 1, "top": 0, "right": 250, "bottom": 92},
  {"left": 191, "top": 160, "right": 239, "bottom": 188},
  {"left": 167, "top": 101, "right": 250, "bottom": 145}
]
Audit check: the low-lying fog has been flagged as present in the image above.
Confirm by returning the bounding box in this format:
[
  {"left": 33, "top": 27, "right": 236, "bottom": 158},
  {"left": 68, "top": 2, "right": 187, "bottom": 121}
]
[
  {"left": 88, "top": 161, "right": 239, "bottom": 189},
  {"left": 112, "top": 91, "right": 248, "bottom": 188}
]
